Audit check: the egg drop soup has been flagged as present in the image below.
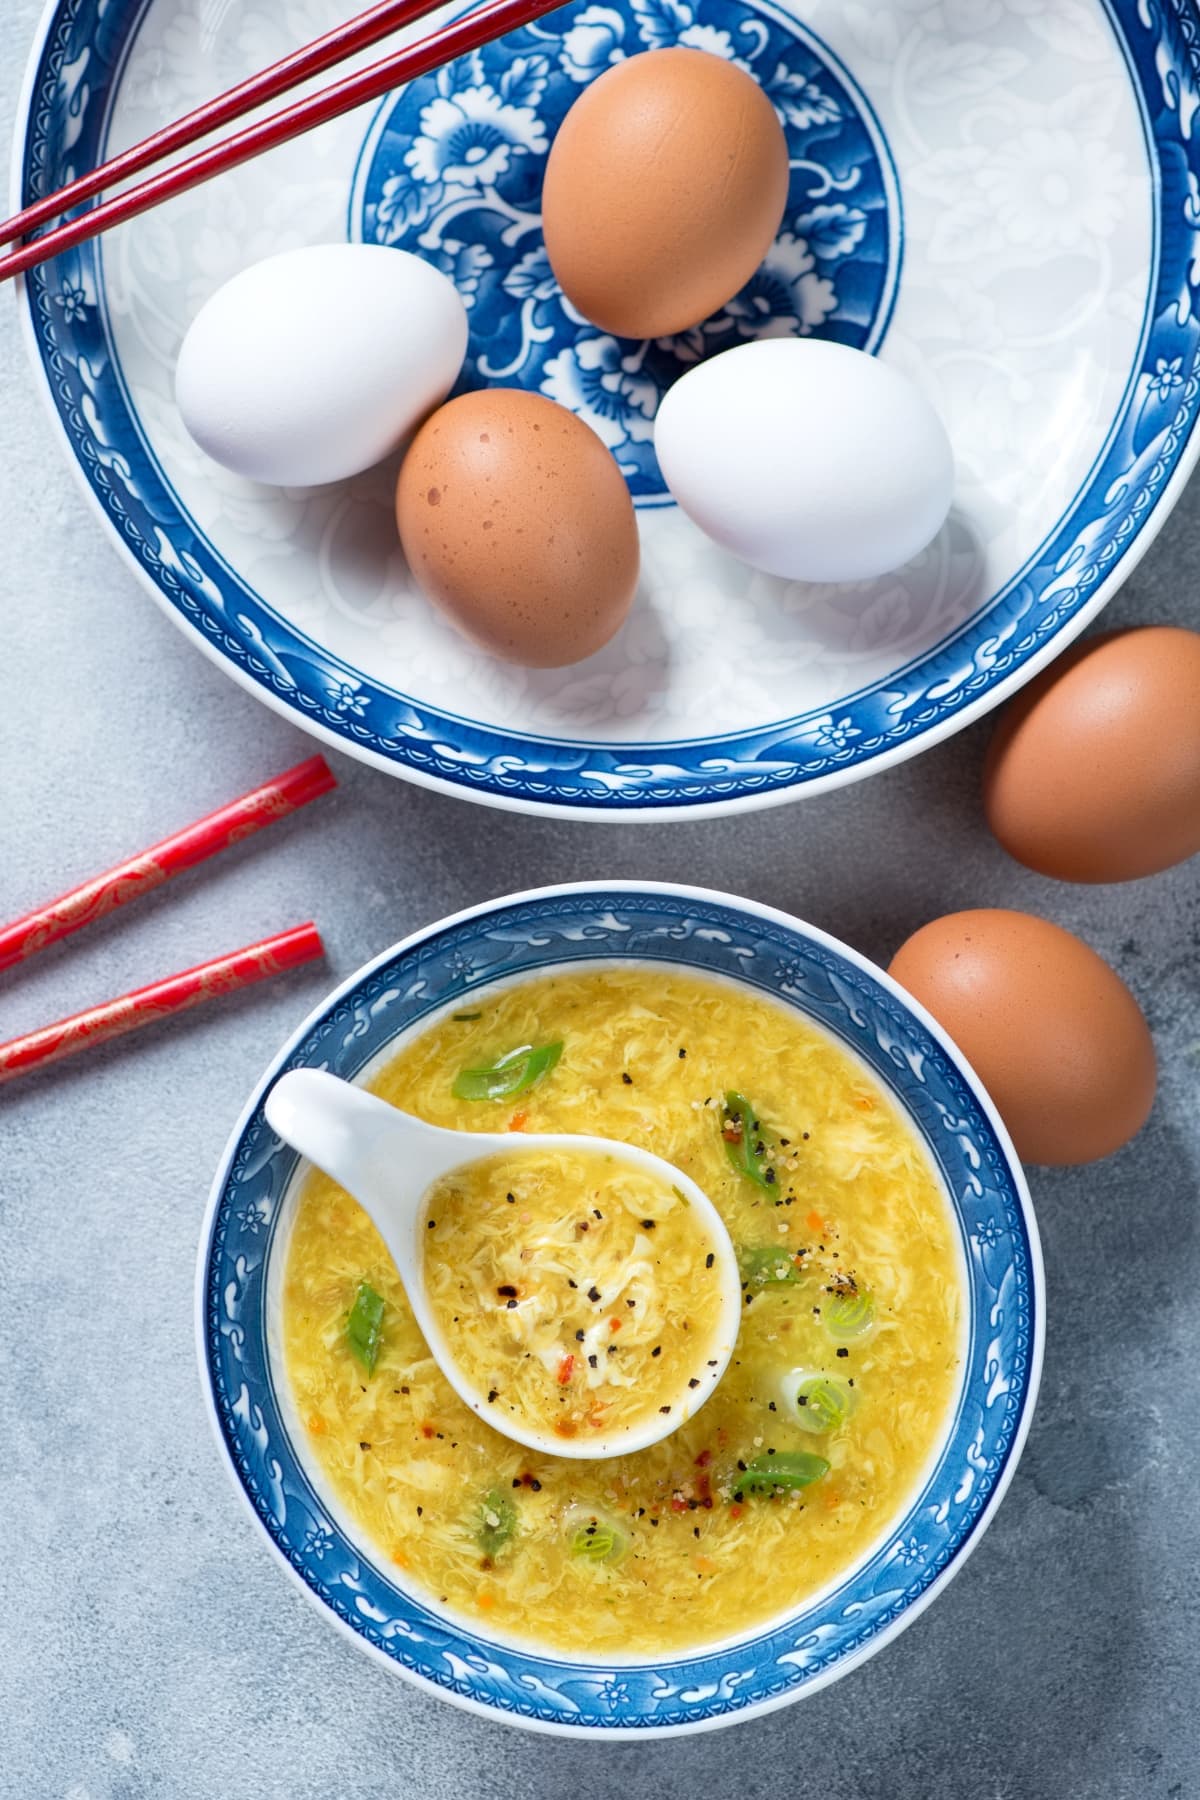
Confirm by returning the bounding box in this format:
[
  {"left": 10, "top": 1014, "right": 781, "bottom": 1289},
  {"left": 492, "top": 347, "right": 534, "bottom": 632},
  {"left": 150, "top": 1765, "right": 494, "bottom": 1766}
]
[{"left": 283, "top": 967, "right": 964, "bottom": 1655}]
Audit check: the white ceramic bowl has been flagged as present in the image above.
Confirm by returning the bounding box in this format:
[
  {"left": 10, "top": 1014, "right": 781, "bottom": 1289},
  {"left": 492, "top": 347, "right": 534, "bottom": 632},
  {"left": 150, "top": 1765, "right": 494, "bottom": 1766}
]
[
  {"left": 197, "top": 882, "right": 1044, "bottom": 1735},
  {"left": 16, "top": 0, "right": 1200, "bottom": 817}
]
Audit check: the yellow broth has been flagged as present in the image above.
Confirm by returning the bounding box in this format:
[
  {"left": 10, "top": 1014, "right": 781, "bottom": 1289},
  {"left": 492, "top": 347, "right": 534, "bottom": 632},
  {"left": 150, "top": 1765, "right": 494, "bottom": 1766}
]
[
  {"left": 283, "top": 967, "right": 963, "bottom": 1654},
  {"left": 423, "top": 1147, "right": 728, "bottom": 1442}
]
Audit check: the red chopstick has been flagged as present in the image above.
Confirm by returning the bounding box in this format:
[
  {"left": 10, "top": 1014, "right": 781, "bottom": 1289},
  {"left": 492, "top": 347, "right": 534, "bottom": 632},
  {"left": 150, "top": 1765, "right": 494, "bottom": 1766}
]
[
  {"left": 0, "top": 923, "right": 324, "bottom": 1085},
  {"left": 0, "top": 0, "right": 440, "bottom": 248},
  {"left": 0, "top": 754, "right": 335, "bottom": 973},
  {"left": 0, "top": 0, "right": 567, "bottom": 284}
]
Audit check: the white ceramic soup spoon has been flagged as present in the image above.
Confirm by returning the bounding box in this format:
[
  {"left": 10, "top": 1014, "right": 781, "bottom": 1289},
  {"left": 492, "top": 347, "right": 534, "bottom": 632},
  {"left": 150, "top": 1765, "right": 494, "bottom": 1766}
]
[{"left": 265, "top": 1068, "right": 742, "bottom": 1461}]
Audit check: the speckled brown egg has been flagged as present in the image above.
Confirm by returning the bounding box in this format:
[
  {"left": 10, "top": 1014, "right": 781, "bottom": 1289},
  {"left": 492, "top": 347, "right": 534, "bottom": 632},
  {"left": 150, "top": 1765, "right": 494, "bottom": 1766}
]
[
  {"left": 888, "top": 908, "right": 1156, "bottom": 1166},
  {"left": 541, "top": 48, "right": 790, "bottom": 340},
  {"left": 395, "top": 388, "right": 639, "bottom": 667},
  {"left": 983, "top": 626, "right": 1200, "bottom": 882}
]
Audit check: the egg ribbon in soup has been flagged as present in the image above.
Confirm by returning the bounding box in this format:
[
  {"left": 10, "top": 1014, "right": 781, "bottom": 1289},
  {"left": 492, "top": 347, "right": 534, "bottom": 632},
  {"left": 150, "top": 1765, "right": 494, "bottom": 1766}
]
[
  {"left": 423, "top": 1146, "right": 728, "bottom": 1443},
  {"left": 283, "top": 969, "right": 964, "bottom": 1655}
]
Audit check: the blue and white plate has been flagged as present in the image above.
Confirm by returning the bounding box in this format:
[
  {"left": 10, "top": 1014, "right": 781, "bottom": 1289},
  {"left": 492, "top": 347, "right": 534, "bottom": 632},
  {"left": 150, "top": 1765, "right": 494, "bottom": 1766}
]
[
  {"left": 15, "top": 0, "right": 1200, "bottom": 816},
  {"left": 197, "top": 883, "right": 1043, "bottom": 1735}
]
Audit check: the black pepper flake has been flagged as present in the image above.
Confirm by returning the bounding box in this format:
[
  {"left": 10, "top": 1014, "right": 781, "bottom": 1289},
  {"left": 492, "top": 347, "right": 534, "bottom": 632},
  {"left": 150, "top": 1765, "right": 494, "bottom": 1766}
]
[
  {"left": 688, "top": 1378, "right": 700, "bottom": 1389},
  {"left": 626, "top": 1298, "right": 636, "bottom": 1308},
  {"left": 768, "top": 1401, "right": 777, "bottom": 1412},
  {"left": 512, "top": 1479, "right": 522, "bottom": 1488},
  {"left": 649, "top": 1518, "right": 659, "bottom": 1527},
  {"left": 802, "top": 1131, "right": 810, "bottom": 1140},
  {"left": 836, "top": 1347, "right": 849, "bottom": 1359},
  {"left": 587, "top": 1286, "right": 601, "bottom": 1303},
  {"left": 678, "top": 1048, "right": 687, "bottom": 1059},
  {"left": 797, "top": 1394, "right": 807, "bottom": 1406},
  {"left": 506, "top": 1192, "right": 515, "bottom": 1203},
  {"left": 568, "top": 1278, "right": 578, "bottom": 1289},
  {"left": 659, "top": 1405, "right": 671, "bottom": 1414},
  {"left": 848, "top": 1379, "right": 856, "bottom": 1388},
  {"left": 359, "top": 1441, "right": 371, "bottom": 1451},
  {"left": 417, "top": 1506, "right": 423, "bottom": 1516},
  {"left": 426, "top": 1219, "right": 437, "bottom": 1229},
  {"left": 531, "top": 1479, "right": 542, "bottom": 1492},
  {"left": 400, "top": 1386, "right": 410, "bottom": 1395},
  {"left": 593, "top": 1208, "right": 602, "bottom": 1220},
  {"left": 736, "top": 1459, "right": 747, "bottom": 1472},
  {"left": 779, "top": 1137, "right": 790, "bottom": 1147},
  {"left": 707, "top": 1359, "right": 717, "bottom": 1367},
  {"left": 588, "top": 1354, "right": 598, "bottom": 1369},
  {"left": 579, "top": 1221, "right": 589, "bottom": 1233},
  {"left": 651, "top": 1346, "right": 662, "bottom": 1357},
  {"left": 705, "top": 1253, "right": 714, "bottom": 1269},
  {"left": 497, "top": 1284, "right": 518, "bottom": 1297},
  {"left": 764, "top": 1168, "right": 777, "bottom": 1185},
  {"left": 506, "top": 1299, "right": 517, "bottom": 1310},
  {"left": 693, "top": 1526, "right": 701, "bottom": 1539},
  {"left": 622, "top": 1072, "right": 633, "bottom": 1085},
  {"left": 641, "top": 1219, "right": 656, "bottom": 1231},
  {"left": 744, "top": 1293, "right": 754, "bottom": 1306},
  {"left": 487, "top": 1389, "right": 499, "bottom": 1403},
  {"left": 607, "top": 1345, "right": 617, "bottom": 1355}
]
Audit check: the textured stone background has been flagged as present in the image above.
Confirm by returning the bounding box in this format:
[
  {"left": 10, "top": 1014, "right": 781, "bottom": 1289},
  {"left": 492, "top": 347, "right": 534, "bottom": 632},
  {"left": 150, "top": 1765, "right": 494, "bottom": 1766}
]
[{"left": 1, "top": 4, "right": 1198, "bottom": 1794}]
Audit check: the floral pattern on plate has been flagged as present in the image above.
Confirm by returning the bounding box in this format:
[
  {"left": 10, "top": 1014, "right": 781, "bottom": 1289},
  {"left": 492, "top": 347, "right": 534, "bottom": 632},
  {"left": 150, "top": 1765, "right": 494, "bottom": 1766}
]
[{"left": 354, "top": 0, "right": 898, "bottom": 501}]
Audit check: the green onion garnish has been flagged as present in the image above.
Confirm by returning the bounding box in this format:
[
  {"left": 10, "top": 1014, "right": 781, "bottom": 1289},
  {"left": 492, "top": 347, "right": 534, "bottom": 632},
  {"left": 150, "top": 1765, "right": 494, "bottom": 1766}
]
[
  {"left": 721, "top": 1092, "right": 774, "bottom": 1189},
  {"left": 345, "top": 1280, "right": 385, "bottom": 1375},
  {"left": 452, "top": 1011, "right": 482, "bottom": 1022},
  {"left": 476, "top": 1488, "right": 518, "bottom": 1556},
  {"left": 738, "top": 1245, "right": 803, "bottom": 1287},
  {"left": 569, "top": 1516, "right": 627, "bottom": 1564},
  {"left": 783, "top": 1372, "right": 855, "bottom": 1434},
  {"left": 737, "top": 1450, "right": 829, "bottom": 1494},
  {"left": 452, "top": 1041, "right": 563, "bottom": 1102},
  {"left": 824, "top": 1288, "right": 875, "bottom": 1340}
]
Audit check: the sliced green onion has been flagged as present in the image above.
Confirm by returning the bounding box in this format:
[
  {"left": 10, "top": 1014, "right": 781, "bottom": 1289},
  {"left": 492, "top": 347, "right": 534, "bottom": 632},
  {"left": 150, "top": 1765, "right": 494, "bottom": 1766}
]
[
  {"left": 721, "top": 1092, "right": 774, "bottom": 1189},
  {"left": 738, "top": 1244, "right": 803, "bottom": 1287},
  {"left": 824, "top": 1288, "right": 875, "bottom": 1340},
  {"left": 452, "top": 1040, "right": 563, "bottom": 1102},
  {"left": 781, "top": 1371, "right": 855, "bottom": 1434},
  {"left": 452, "top": 1011, "right": 482, "bottom": 1022},
  {"left": 345, "top": 1280, "right": 385, "bottom": 1375},
  {"left": 736, "top": 1450, "right": 829, "bottom": 1495},
  {"left": 476, "top": 1488, "right": 518, "bottom": 1556},
  {"left": 569, "top": 1515, "right": 627, "bottom": 1564}
]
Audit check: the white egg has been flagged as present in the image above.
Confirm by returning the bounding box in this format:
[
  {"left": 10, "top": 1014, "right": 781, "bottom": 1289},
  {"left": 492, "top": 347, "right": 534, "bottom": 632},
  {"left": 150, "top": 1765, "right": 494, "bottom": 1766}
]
[
  {"left": 174, "top": 244, "right": 468, "bottom": 487},
  {"left": 654, "top": 339, "right": 954, "bottom": 583}
]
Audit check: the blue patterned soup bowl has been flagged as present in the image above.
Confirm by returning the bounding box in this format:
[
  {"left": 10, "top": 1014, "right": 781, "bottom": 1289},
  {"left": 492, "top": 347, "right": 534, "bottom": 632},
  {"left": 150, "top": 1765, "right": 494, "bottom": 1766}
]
[
  {"left": 17, "top": 0, "right": 1200, "bottom": 817},
  {"left": 197, "top": 883, "right": 1043, "bottom": 1735}
]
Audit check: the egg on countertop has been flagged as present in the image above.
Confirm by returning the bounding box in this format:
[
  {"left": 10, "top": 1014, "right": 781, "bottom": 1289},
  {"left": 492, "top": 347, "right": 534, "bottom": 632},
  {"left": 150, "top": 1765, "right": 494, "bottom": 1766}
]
[
  {"left": 395, "top": 388, "right": 639, "bottom": 667},
  {"left": 175, "top": 244, "right": 467, "bottom": 487},
  {"left": 983, "top": 625, "right": 1200, "bottom": 882},
  {"left": 541, "top": 48, "right": 789, "bottom": 340},
  {"left": 654, "top": 339, "right": 954, "bottom": 583},
  {"left": 888, "top": 908, "right": 1156, "bottom": 1166}
]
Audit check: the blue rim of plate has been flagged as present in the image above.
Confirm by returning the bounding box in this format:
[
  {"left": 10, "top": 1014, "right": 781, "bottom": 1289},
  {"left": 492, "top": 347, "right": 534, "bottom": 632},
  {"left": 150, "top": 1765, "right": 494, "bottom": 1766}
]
[
  {"left": 197, "top": 884, "right": 1043, "bottom": 1735},
  {"left": 15, "top": 1, "right": 1199, "bottom": 816}
]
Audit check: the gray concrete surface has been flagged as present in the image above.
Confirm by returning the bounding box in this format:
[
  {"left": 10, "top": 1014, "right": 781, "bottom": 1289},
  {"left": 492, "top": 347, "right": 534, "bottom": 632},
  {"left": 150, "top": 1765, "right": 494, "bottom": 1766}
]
[{"left": 2, "top": 5, "right": 1198, "bottom": 1794}]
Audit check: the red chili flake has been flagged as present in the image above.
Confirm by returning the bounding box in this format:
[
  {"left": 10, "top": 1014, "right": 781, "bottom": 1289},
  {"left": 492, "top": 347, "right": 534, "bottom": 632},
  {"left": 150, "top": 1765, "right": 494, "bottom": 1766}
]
[
  {"left": 609, "top": 1317, "right": 622, "bottom": 1332},
  {"left": 695, "top": 1449, "right": 713, "bottom": 1468},
  {"left": 557, "top": 1354, "right": 575, "bottom": 1385},
  {"left": 729, "top": 1503, "right": 743, "bottom": 1519},
  {"left": 421, "top": 1424, "right": 436, "bottom": 1439},
  {"left": 670, "top": 1495, "right": 689, "bottom": 1513}
]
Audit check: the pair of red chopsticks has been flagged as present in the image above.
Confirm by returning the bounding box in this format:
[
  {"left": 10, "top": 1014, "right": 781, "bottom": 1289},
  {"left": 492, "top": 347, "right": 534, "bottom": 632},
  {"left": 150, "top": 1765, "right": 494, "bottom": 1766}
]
[
  {"left": 0, "top": 0, "right": 567, "bottom": 282},
  {"left": 0, "top": 757, "right": 336, "bottom": 1085}
]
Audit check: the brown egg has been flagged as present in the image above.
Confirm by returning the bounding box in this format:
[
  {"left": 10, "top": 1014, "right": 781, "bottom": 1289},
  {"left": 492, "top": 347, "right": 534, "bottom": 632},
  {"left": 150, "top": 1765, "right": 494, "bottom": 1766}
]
[
  {"left": 395, "top": 388, "right": 639, "bottom": 667},
  {"left": 541, "top": 48, "right": 789, "bottom": 340},
  {"left": 983, "top": 625, "right": 1200, "bottom": 881},
  {"left": 888, "top": 908, "right": 1155, "bottom": 1166}
]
